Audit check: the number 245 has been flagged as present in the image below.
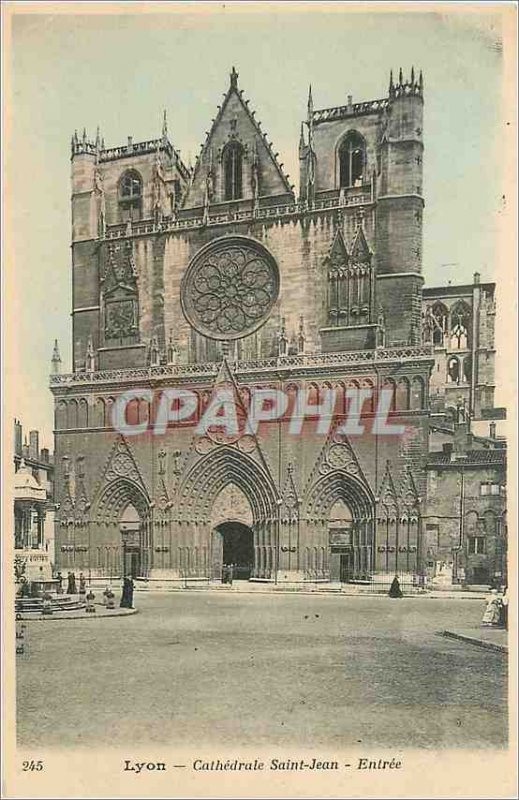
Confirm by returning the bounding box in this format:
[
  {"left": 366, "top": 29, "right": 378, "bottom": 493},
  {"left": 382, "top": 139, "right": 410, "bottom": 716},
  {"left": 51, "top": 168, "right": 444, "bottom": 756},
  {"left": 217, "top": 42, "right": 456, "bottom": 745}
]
[{"left": 22, "top": 761, "right": 44, "bottom": 771}]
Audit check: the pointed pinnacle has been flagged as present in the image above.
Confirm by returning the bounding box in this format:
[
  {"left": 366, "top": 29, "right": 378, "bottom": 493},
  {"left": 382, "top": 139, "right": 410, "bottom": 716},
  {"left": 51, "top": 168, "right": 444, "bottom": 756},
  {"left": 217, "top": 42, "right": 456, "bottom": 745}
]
[
  {"left": 307, "top": 84, "right": 313, "bottom": 115},
  {"left": 399, "top": 67, "right": 403, "bottom": 84},
  {"left": 411, "top": 65, "right": 415, "bottom": 84}
]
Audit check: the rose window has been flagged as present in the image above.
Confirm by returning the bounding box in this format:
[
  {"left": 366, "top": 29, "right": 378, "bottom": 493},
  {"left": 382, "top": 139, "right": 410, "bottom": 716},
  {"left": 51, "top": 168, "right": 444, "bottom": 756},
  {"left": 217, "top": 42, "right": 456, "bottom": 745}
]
[{"left": 181, "top": 236, "right": 279, "bottom": 340}]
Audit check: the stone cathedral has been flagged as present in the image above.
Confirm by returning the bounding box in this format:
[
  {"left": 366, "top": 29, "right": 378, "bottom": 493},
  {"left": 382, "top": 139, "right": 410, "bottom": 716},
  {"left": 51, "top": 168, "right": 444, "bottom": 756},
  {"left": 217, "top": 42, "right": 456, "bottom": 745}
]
[{"left": 51, "top": 67, "right": 434, "bottom": 585}]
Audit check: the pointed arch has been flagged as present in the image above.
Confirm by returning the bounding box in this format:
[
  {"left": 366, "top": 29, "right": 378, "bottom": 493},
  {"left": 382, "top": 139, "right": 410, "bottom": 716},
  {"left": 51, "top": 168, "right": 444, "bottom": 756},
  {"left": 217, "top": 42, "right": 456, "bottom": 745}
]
[
  {"left": 431, "top": 301, "right": 448, "bottom": 346},
  {"left": 410, "top": 376, "right": 425, "bottom": 410},
  {"left": 382, "top": 377, "right": 396, "bottom": 411},
  {"left": 223, "top": 141, "right": 243, "bottom": 200},
  {"left": 95, "top": 397, "right": 106, "bottom": 428},
  {"left": 95, "top": 477, "right": 151, "bottom": 524},
  {"left": 56, "top": 401, "right": 68, "bottom": 430},
  {"left": 68, "top": 399, "right": 79, "bottom": 429},
  {"left": 177, "top": 446, "right": 278, "bottom": 524},
  {"left": 305, "top": 469, "right": 374, "bottom": 521},
  {"left": 396, "top": 378, "right": 410, "bottom": 411},
  {"left": 337, "top": 131, "right": 366, "bottom": 188},
  {"left": 449, "top": 300, "right": 471, "bottom": 350},
  {"left": 77, "top": 398, "right": 88, "bottom": 428},
  {"left": 118, "top": 169, "right": 142, "bottom": 222}
]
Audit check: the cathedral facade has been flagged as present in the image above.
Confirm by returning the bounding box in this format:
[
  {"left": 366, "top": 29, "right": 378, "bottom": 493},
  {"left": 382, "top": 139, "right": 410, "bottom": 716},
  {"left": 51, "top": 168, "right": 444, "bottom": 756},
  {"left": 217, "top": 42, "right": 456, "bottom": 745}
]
[{"left": 51, "top": 68, "right": 434, "bottom": 585}]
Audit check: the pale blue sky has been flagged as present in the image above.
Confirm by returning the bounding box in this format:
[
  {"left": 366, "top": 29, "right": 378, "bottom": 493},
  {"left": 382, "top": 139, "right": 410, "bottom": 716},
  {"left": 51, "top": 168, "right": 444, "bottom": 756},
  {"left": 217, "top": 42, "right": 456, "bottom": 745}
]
[{"left": 7, "top": 6, "right": 508, "bottom": 446}]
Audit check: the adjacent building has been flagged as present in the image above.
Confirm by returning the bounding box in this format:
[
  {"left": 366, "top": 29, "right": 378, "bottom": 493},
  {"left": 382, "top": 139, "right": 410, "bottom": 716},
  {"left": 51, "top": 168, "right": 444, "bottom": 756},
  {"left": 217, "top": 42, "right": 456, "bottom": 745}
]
[
  {"left": 13, "top": 420, "right": 55, "bottom": 580},
  {"left": 422, "top": 275, "right": 506, "bottom": 436},
  {"left": 425, "top": 421, "right": 507, "bottom": 587}
]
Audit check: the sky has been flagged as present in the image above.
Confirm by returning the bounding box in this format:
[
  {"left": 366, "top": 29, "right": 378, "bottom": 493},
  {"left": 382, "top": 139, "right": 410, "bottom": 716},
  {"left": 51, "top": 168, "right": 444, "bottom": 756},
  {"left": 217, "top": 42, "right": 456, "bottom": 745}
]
[{"left": 5, "top": 4, "right": 513, "bottom": 448}]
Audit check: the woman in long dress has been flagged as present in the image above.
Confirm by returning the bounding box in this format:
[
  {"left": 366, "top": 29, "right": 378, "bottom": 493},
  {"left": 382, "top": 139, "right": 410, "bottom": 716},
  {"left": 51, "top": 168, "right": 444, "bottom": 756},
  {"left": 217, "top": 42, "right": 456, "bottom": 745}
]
[{"left": 481, "top": 589, "right": 502, "bottom": 626}]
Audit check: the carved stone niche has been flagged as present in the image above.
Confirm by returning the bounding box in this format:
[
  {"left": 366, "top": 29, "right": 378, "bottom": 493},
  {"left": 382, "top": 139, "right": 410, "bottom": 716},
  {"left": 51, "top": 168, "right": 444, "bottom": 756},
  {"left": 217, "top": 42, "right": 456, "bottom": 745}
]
[{"left": 101, "top": 241, "right": 140, "bottom": 346}]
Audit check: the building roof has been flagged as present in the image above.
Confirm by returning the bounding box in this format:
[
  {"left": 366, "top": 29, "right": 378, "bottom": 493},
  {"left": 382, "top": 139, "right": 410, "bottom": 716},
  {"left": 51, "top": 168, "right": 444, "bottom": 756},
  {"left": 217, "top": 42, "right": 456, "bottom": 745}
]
[
  {"left": 14, "top": 459, "right": 46, "bottom": 502},
  {"left": 427, "top": 450, "right": 506, "bottom": 468},
  {"left": 423, "top": 283, "right": 495, "bottom": 298}
]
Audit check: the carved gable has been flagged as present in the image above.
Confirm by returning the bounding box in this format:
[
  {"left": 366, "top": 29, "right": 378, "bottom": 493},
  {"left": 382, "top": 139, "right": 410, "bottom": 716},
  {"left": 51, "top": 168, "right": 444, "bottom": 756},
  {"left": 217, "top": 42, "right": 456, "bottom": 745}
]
[
  {"left": 326, "top": 229, "right": 349, "bottom": 271},
  {"left": 280, "top": 463, "right": 300, "bottom": 523},
  {"left": 96, "top": 436, "right": 147, "bottom": 496},
  {"left": 306, "top": 422, "right": 368, "bottom": 492},
  {"left": 349, "top": 224, "right": 372, "bottom": 265},
  {"left": 183, "top": 68, "right": 293, "bottom": 209},
  {"left": 377, "top": 460, "right": 399, "bottom": 519}
]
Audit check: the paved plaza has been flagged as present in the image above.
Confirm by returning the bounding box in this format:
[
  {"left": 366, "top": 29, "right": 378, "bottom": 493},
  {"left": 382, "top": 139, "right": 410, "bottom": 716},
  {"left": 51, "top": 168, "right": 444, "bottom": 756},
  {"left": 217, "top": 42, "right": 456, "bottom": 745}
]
[{"left": 17, "top": 593, "right": 507, "bottom": 749}]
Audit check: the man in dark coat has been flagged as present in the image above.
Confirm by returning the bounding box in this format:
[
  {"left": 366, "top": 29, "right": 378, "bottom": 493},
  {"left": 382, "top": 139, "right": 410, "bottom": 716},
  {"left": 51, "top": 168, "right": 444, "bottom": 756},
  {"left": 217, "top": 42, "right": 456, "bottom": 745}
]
[{"left": 67, "top": 572, "right": 77, "bottom": 595}]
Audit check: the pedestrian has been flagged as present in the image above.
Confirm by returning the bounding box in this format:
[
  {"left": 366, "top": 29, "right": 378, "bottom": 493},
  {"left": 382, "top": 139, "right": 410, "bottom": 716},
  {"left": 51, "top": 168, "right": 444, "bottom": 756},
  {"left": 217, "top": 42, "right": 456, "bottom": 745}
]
[
  {"left": 106, "top": 587, "right": 115, "bottom": 610},
  {"left": 388, "top": 575, "right": 403, "bottom": 598},
  {"left": 500, "top": 587, "right": 508, "bottom": 630},
  {"left": 120, "top": 577, "right": 134, "bottom": 609},
  {"left": 78, "top": 573, "right": 86, "bottom": 596},
  {"left": 481, "top": 589, "right": 502, "bottom": 627},
  {"left": 56, "top": 571, "right": 63, "bottom": 594},
  {"left": 85, "top": 589, "right": 96, "bottom": 614},
  {"left": 67, "top": 571, "right": 77, "bottom": 595}
]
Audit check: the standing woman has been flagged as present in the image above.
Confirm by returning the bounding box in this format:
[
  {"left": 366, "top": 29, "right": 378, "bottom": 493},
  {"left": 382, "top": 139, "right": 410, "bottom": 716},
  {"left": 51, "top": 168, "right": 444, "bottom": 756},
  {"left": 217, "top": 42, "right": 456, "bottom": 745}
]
[{"left": 481, "top": 589, "right": 502, "bottom": 627}]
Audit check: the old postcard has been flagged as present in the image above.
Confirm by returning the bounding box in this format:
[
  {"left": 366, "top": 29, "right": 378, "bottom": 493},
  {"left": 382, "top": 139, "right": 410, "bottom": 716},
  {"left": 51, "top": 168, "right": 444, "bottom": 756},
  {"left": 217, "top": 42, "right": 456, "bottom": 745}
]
[{"left": 2, "top": 2, "right": 517, "bottom": 798}]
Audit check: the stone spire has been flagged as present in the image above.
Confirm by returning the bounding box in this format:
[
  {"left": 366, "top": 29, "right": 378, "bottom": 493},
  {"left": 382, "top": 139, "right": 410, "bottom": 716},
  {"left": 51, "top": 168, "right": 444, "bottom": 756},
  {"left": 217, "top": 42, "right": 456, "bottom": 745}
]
[
  {"left": 51, "top": 340, "right": 62, "bottom": 374},
  {"left": 299, "top": 122, "right": 306, "bottom": 156},
  {"left": 162, "top": 109, "right": 168, "bottom": 141},
  {"left": 230, "top": 65, "right": 239, "bottom": 89},
  {"left": 389, "top": 69, "right": 394, "bottom": 98},
  {"left": 307, "top": 84, "right": 313, "bottom": 121}
]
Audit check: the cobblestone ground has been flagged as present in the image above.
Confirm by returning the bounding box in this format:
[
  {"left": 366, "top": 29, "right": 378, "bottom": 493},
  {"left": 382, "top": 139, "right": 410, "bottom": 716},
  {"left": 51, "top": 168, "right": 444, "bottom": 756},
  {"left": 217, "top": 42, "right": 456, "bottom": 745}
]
[{"left": 16, "top": 593, "right": 507, "bottom": 749}]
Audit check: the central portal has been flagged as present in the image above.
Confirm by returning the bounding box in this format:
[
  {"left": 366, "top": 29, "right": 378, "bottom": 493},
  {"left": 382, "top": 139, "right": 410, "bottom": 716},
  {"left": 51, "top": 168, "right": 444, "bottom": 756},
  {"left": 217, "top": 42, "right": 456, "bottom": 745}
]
[{"left": 216, "top": 521, "right": 254, "bottom": 580}]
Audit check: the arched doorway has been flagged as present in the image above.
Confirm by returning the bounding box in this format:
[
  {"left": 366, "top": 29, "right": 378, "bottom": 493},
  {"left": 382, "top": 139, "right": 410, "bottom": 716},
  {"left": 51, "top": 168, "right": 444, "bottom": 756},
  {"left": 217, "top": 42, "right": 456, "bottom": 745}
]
[
  {"left": 305, "top": 468, "right": 375, "bottom": 583},
  {"left": 94, "top": 475, "right": 151, "bottom": 579},
  {"left": 328, "top": 499, "right": 354, "bottom": 582},
  {"left": 179, "top": 447, "right": 279, "bottom": 582},
  {"left": 214, "top": 521, "right": 254, "bottom": 580},
  {"left": 120, "top": 503, "right": 141, "bottom": 578}
]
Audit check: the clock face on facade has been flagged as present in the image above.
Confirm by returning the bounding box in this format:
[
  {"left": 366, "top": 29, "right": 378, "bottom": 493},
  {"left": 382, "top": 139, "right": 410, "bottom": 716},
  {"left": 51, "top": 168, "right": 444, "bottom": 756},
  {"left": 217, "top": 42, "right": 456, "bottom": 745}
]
[{"left": 180, "top": 236, "right": 280, "bottom": 340}]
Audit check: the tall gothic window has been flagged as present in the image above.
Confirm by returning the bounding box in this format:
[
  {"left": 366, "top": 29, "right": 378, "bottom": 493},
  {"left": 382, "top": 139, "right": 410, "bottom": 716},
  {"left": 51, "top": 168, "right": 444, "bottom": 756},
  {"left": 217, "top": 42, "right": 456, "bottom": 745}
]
[
  {"left": 431, "top": 302, "right": 448, "bottom": 346},
  {"left": 119, "top": 170, "right": 142, "bottom": 222},
  {"left": 449, "top": 301, "right": 471, "bottom": 350},
  {"left": 223, "top": 142, "right": 243, "bottom": 200},
  {"left": 339, "top": 132, "right": 365, "bottom": 188}
]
